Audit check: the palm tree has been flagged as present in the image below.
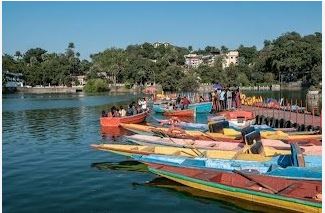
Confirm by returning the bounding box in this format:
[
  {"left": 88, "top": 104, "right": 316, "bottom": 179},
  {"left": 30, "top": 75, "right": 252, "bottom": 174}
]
[
  {"left": 68, "top": 42, "right": 75, "bottom": 49},
  {"left": 15, "top": 51, "right": 22, "bottom": 59}
]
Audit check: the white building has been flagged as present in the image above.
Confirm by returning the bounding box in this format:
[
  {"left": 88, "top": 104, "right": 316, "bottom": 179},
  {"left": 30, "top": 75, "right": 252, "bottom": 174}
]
[
  {"left": 153, "top": 42, "right": 171, "bottom": 48},
  {"left": 222, "top": 51, "right": 239, "bottom": 69},
  {"left": 184, "top": 54, "right": 203, "bottom": 68}
]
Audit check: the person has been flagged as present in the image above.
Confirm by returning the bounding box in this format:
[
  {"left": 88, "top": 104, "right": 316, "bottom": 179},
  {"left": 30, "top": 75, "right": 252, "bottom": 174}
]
[
  {"left": 167, "top": 103, "right": 173, "bottom": 110},
  {"left": 182, "top": 96, "right": 191, "bottom": 109},
  {"left": 132, "top": 102, "right": 138, "bottom": 115},
  {"left": 119, "top": 106, "right": 126, "bottom": 117},
  {"left": 219, "top": 89, "right": 225, "bottom": 111},
  {"left": 126, "top": 104, "right": 133, "bottom": 116},
  {"left": 141, "top": 98, "right": 147, "bottom": 111},
  {"left": 110, "top": 106, "right": 119, "bottom": 117},
  {"left": 235, "top": 88, "right": 241, "bottom": 108},
  {"left": 199, "top": 95, "right": 205, "bottom": 102},
  {"left": 226, "top": 89, "right": 233, "bottom": 110},
  {"left": 101, "top": 110, "right": 108, "bottom": 117},
  {"left": 232, "top": 90, "right": 236, "bottom": 108},
  {"left": 208, "top": 92, "right": 212, "bottom": 102}
]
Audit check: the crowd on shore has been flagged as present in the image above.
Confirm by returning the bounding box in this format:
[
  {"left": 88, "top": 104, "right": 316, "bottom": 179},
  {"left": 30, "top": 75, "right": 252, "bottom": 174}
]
[
  {"left": 102, "top": 97, "right": 148, "bottom": 117},
  {"left": 209, "top": 88, "right": 241, "bottom": 112}
]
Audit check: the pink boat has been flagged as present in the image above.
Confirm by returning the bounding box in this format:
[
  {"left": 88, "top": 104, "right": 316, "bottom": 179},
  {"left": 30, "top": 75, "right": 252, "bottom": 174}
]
[{"left": 126, "top": 135, "right": 322, "bottom": 155}]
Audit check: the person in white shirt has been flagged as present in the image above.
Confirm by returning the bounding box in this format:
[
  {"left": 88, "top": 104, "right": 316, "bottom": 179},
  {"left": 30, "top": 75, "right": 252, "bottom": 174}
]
[
  {"left": 141, "top": 98, "right": 147, "bottom": 111},
  {"left": 119, "top": 106, "right": 127, "bottom": 117},
  {"left": 219, "top": 89, "right": 225, "bottom": 110},
  {"left": 226, "top": 89, "right": 233, "bottom": 110}
]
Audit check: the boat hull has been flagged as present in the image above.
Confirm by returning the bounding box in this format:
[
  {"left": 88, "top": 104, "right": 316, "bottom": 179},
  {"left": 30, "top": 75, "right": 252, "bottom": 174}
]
[
  {"left": 100, "top": 112, "right": 147, "bottom": 127},
  {"left": 163, "top": 109, "right": 194, "bottom": 117},
  {"left": 153, "top": 102, "right": 212, "bottom": 113},
  {"left": 148, "top": 164, "right": 321, "bottom": 213}
]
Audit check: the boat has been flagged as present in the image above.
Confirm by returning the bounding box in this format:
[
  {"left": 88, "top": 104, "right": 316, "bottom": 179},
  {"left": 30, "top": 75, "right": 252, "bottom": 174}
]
[
  {"left": 120, "top": 123, "right": 322, "bottom": 143},
  {"left": 91, "top": 141, "right": 292, "bottom": 161},
  {"left": 153, "top": 102, "right": 212, "bottom": 113},
  {"left": 125, "top": 134, "right": 322, "bottom": 156},
  {"left": 100, "top": 111, "right": 148, "bottom": 127},
  {"left": 163, "top": 109, "right": 194, "bottom": 117},
  {"left": 147, "top": 164, "right": 322, "bottom": 212},
  {"left": 135, "top": 153, "right": 321, "bottom": 180},
  {"left": 216, "top": 110, "right": 255, "bottom": 127}
]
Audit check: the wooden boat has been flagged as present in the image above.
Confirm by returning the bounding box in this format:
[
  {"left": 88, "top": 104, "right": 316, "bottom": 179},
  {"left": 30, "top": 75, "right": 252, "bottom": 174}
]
[
  {"left": 120, "top": 123, "right": 322, "bottom": 143},
  {"left": 91, "top": 143, "right": 291, "bottom": 161},
  {"left": 153, "top": 102, "right": 212, "bottom": 113},
  {"left": 125, "top": 134, "right": 322, "bottom": 155},
  {"left": 135, "top": 153, "right": 321, "bottom": 180},
  {"left": 163, "top": 109, "right": 194, "bottom": 117},
  {"left": 147, "top": 164, "right": 322, "bottom": 212},
  {"left": 100, "top": 111, "right": 148, "bottom": 127}
]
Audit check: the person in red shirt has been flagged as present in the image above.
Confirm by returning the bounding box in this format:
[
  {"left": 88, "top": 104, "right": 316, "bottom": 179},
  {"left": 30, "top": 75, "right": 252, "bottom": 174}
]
[{"left": 181, "top": 96, "right": 191, "bottom": 109}]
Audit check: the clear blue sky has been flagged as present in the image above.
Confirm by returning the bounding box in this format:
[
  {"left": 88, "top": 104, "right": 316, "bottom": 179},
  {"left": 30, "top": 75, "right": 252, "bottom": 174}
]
[{"left": 3, "top": 1, "right": 322, "bottom": 59}]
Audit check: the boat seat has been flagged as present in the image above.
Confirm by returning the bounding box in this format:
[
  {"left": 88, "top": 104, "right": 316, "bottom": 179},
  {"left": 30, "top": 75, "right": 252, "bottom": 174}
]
[
  {"left": 241, "top": 126, "right": 255, "bottom": 143},
  {"left": 245, "top": 130, "right": 262, "bottom": 146},
  {"left": 208, "top": 120, "right": 229, "bottom": 133}
]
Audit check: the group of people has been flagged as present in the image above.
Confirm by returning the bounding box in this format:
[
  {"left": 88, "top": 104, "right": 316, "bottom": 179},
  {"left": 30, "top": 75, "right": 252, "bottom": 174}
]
[
  {"left": 175, "top": 95, "right": 191, "bottom": 110},
  {"left": 209, "top": 88, "right": 241, "bottom": 112},
  {"left": 102, "top": 97, "right": 148, "bottom": 117}
]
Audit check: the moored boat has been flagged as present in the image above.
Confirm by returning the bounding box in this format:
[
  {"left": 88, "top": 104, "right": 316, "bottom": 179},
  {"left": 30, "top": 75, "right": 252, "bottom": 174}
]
[
  {"left": 153, "top": 102, "right": 212, "bottom": 113},
  {"left": 147, "top": 164, "right": 322, "bottom": 212},
  {"left": 163, "top": 109, "right": 194, "bottom": 117},
  {"left": 100, "top": 111, "right": 148, "bottom": 127}
]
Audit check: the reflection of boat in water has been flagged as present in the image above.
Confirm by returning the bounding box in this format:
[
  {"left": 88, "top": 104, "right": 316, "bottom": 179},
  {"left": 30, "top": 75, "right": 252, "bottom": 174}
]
[
  {"left": 134, "top": 177, "right": 295, "bottom": 213},
  {"left": 101, "top": 126, "right": 128, "bottom": 137},
  {"left": 91, "top": 160, "right": 148, "bottom": 172}
]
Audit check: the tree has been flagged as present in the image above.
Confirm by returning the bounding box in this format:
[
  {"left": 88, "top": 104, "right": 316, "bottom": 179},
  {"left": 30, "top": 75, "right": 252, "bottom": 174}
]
[
  {"left": 188, "top": 46, "right": 193, "bottom": 52},
  {"left": 91, "top": 48, "right": 126, "bottom": 87},
  {"left": 68, "top": 42, "right": 75, "bottom": 49},
  {"left": 23, "top": 48, "right": 47, "bottom": 63},
  {"left": 221, "top": 45, "right": 229, "bottom": 53},
  {"left": 15, "top": 51, "right": 22, "bottom": 59}
]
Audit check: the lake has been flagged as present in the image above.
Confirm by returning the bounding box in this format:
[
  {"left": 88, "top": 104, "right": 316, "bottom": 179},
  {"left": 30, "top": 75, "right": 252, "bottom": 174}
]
[{"left": 3, "top": 92, "right": 260, "bottom": 213}]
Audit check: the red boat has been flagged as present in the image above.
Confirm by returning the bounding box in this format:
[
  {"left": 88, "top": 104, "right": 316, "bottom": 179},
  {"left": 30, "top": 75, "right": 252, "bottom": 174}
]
[
  {"left": 148, "top": 163, "right": 322, "bottom": 212},
  {"left": 100, "top": 111, "right": 148, "bottom": 127},
  {"left": 163, "top": 109, "right": 194, "bottom": 117}
]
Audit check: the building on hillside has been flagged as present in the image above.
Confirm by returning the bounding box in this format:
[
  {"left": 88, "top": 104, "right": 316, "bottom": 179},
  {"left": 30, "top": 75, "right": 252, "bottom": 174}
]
[
  {"left": 184, "top": 54, "right": 203, "bottom": 68},
  {"left": 153, "top": 42, "right": 171, "bottom": 48},
  {"left": 76, "top": 75, "right": 87, "bottom": 85},
  {"left": 222, "top": 51, "right": 239, "bottom": 69},
  {"left": 3, "top": 71, "right": 24, "bottom": 87}
]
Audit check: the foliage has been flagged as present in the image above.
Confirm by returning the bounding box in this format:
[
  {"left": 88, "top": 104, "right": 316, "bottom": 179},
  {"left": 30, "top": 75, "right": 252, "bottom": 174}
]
[
  {"left": 83, "top": 78, "right": 109, "bottom": 93},
  {"left": 2, "top": 31, "right": 322, "bottom": 90}
]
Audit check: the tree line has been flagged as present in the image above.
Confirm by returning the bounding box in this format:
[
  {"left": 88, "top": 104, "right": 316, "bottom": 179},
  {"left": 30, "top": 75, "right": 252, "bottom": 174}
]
[{"left": 3, "top": 31, "right": 321, "bottom": 92}]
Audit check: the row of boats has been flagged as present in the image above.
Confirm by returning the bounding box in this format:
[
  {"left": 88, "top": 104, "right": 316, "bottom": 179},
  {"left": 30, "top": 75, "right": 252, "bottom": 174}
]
[{"left": 95, "top": 101, "right": 322, "bottom": 212}]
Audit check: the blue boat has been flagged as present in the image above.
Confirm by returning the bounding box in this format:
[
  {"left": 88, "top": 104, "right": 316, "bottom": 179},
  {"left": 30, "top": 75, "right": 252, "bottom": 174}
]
[
  {"left": 133, "top": 154, "right": 321, "bottom": 181},
  {"left": 132, "top": 144, "right": 321, "bottom": 181},
  {"left": 153, "top": 102, "right": 212, "bottom": 113}
]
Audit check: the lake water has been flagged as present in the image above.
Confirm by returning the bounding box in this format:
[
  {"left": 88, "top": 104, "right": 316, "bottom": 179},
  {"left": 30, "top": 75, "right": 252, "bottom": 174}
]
[{"left": 3, "top": 92, "right": 259, "bottom": 213}]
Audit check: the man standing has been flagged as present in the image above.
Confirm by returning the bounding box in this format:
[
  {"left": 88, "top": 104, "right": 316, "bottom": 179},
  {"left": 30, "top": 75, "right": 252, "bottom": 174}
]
[{"left": 219, "top": 89, "right": 225, "bottom": 111}]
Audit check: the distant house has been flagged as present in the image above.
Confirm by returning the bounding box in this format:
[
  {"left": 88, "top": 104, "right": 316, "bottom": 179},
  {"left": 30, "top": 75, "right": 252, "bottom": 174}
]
[
  {"left": 3, "top": 71, "right": 24, "bottom": 87},
  {"left": 76, "top": 75, "right": 86, "bottom": 85},
  {"left": 222, "top": 51, "right": 239, "bottom": 69},
  {"left": 153, "top": 42, "right": 171, "bottom": 48},
  {"left": 184, "top": 54, "right": 203, "bottom": 68}
]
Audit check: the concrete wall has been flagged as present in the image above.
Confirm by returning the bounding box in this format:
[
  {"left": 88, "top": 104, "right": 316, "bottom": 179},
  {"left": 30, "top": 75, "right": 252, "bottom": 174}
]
[{"left": 17, "top": 87, "right": 77, "bottom": 94}]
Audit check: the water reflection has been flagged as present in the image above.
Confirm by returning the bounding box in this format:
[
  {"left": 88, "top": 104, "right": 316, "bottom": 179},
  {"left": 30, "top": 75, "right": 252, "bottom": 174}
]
[
  {"left": 135, "top": 177, "right": 296, "bottom": 213},
  {"left": 91, "top": 160, "right": 148, "bottom": 172}
]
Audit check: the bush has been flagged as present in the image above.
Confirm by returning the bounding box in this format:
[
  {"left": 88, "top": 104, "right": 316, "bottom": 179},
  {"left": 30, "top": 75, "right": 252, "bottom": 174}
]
[{"left": 84, "top": 78, "right": 109, "bottom": 93}]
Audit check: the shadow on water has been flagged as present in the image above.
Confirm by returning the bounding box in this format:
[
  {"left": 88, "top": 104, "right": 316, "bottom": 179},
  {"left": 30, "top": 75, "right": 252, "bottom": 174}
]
[
  {"left": 133, "top": 177, "right": 297, "bottom": 213},
  {"left": 91, "top": 160, "right": 148, "bottom": 172}
]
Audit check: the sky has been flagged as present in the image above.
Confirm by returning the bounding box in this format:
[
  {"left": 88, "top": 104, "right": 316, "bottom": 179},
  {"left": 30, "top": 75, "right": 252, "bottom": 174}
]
[{"left": 3, "top": 1, "right": 322, "bottom": 59}]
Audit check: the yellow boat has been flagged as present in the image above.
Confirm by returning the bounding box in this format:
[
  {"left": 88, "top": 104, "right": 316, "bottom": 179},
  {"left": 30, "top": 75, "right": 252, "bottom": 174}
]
[
  {"left": 91, "top": 144, "right": 291, "bottom": 161},
  {"left": 120, "top": 123, "right": 322, "bottom": 142}
]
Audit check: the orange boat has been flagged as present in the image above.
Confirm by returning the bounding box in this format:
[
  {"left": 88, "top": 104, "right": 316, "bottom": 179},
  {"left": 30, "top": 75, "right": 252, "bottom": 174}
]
[
  {"left": 100, "top": 112, "right": 148, "bottom": 127},
  {"left": 218, "top": 110, "right": 254, "bottom": 120},
  {"left": 163, "top": 109, "right": 194, "bottom": 117}
]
